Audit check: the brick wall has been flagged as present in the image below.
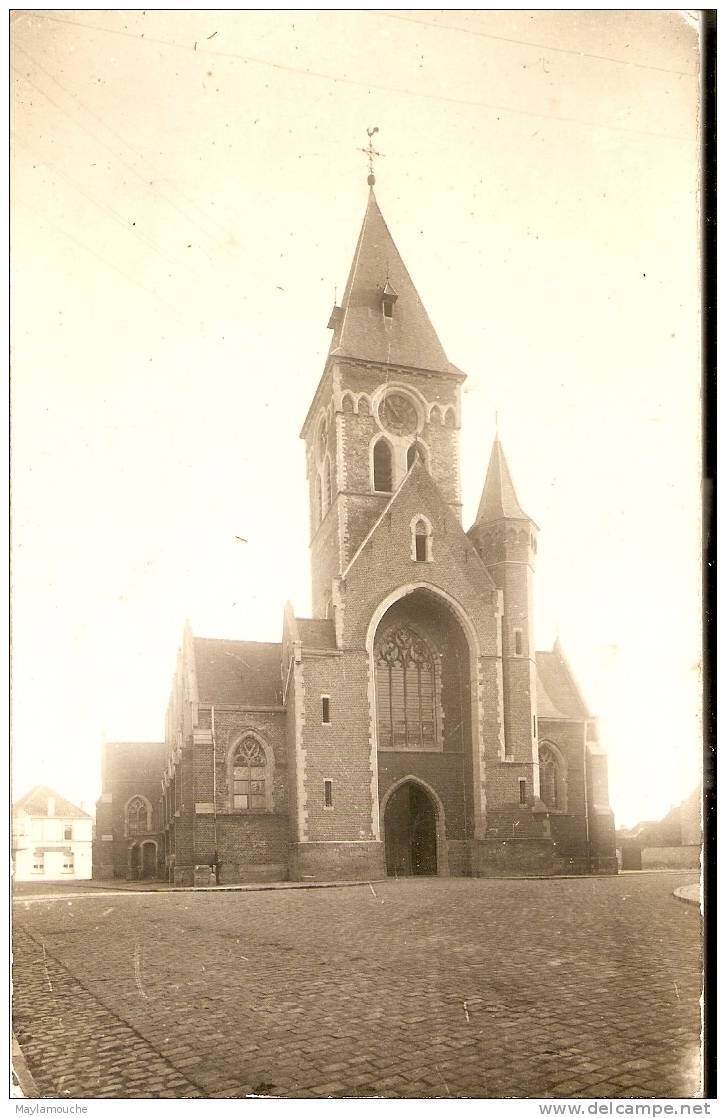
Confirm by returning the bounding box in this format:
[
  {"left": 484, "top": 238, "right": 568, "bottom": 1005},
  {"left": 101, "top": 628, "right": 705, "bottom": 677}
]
[{"left": 95, "top": 742, "right": 165, "bottom": 879}]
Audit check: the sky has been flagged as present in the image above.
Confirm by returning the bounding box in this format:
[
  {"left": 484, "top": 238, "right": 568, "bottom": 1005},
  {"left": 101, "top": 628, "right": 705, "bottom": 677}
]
[{"left": 11, "top": 10, "right": 702, "bottom": 827}]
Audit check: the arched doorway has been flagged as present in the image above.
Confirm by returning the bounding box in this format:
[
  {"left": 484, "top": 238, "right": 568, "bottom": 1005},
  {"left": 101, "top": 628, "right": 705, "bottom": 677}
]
[{"left": 384, "top": 781, "right": 438, "bottom": 876}]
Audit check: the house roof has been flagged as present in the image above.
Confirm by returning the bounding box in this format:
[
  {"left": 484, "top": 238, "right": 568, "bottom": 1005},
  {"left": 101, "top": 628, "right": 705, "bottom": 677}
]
[
  {"left": 193, "top": 638, "right": 282, "bottom": 706},
  {"left": 328, "top": 189, "right": 451, "bottom": 375},
  {"left": 536, "top": 643, "right": 592, "bottom": 721},
  {"left": 296, "top": 618, "right": 337, "bottom": 650},
  {"left": 13, "top": 786, "right": 92, "bottom": 820},
  {"left": 474, "top": 437, "right": 530, "bottom": 525}
]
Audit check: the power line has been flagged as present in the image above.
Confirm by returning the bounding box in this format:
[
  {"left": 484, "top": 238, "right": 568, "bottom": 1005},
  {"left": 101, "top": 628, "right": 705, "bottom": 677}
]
[
  {"left": 12, "top": 126, "right": 183, "bottom": 271},
  {"left": 13, "top": 38, "right": 234, "bottom": 245},
  {"left": 13, "top": 198, "right": 198, "bottom": 333},
  {"left": 22, "top": 12, "right": 689, "bottom": 143},
  {"left": 11, "top": 56, "right": 234, "bottom": 271},
  {"left": 377, "top": 12, "right": 696, "bottom": 79}
]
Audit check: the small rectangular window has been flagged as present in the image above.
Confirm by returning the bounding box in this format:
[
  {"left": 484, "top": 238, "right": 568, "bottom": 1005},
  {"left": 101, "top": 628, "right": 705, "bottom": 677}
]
[
  {"left": 415, "top": 534, "right": 427, "bottom": 562},
  {"left": 64, "top": 824, "right": 73, "bottom": 840},
  {"left": 32, "top": 852, "right": 44, "bottom": 873},
  {"left": 519, "top": 778, "right": 527, "bottom": 805},
  {"left": 514, "top": 630, "right": 523, "bottom": 656},
  {"left": 533, "top": 715, "right": 537, "bottom": 738},
  {"left": 324, "top": 780, "right": 333, "bottom": 809},
  {"left": 322, "top": 696, "right": 331, "bottom": 724}
]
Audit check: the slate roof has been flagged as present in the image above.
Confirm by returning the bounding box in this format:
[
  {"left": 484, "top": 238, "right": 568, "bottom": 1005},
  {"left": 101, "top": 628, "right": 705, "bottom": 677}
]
[
  {"left": 329, "top": 189, "right": 451, "bottom": 374},
  {"left": 13, "top": 786, "right": 92, "bottom": 820},
  {"left": 296, "top": 618, "right": 337, "bottom": 649},
  {"left": 475, "top": 437, "right": 530, "bottom": 524},
  {"left": 535, "top": 645, "right": 591, "bottom": 721},
  {"left": 193, "top": 638, "right": 283, "bottom": 706}
]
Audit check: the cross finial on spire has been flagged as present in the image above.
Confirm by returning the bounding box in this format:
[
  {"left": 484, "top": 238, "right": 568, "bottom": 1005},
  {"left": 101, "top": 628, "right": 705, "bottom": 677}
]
[{"left": 359, "top": 127, "right": 383, "bottom": 186}]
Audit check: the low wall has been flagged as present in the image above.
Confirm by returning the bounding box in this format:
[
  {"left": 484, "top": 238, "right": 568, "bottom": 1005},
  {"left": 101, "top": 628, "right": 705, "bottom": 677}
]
[{"left": 641, "top": 845, "right": 700, "bottom": 870}]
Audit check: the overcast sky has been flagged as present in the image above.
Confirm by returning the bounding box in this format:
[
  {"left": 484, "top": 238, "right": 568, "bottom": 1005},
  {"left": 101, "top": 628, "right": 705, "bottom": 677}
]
[{"left": 11, "top": 10, "right": 701, "bottom": 827}]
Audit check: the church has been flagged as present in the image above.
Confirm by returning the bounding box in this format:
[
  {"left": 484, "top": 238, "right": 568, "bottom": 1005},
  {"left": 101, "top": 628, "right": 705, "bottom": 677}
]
[{"left": 94, "top": 173, "right": 617, "bottom": 885}]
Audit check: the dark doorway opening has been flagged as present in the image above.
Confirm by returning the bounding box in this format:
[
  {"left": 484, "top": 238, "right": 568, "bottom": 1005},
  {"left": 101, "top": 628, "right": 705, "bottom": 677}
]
[
  {"left": 142, "top": 842, "right": 156, "bottom": 879},
  {"left": 384, "top": 782, "right": 438, "bottom": 877}
]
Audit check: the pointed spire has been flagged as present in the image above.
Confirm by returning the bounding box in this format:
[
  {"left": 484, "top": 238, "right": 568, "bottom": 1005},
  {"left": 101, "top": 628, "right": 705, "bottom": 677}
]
[
  {"left": 329, "top": 190, "right": 450, "bottom": 374},
  {"left": 475, "top": 436, "right": 530, "bottom": 524}
]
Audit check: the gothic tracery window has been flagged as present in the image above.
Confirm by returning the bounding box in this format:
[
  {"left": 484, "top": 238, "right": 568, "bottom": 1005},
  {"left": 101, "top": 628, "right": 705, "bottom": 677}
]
[
  {"left": 126, "top": 796, "right": 150, "bottom": 836},
  {"left": 232, "top": 737, "right": 268, "bottom": 810},
  {"left": 376, "top": 626, "right": 439, "bottom": 752},
  {"left": 539, "top": 743, "right": 566, "bottom": 812}
]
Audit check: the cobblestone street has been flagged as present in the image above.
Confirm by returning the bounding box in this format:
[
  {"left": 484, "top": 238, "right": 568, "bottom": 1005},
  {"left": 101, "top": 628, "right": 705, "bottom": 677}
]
[{"left": 13, "top": 873, "right": 702, "bottom": 1099}]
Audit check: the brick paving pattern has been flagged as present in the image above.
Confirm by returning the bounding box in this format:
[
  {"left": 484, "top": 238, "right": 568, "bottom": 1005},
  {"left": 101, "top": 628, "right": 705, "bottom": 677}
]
[{"left": 13, "top": 873, "right": 702, "bottom": 1099}]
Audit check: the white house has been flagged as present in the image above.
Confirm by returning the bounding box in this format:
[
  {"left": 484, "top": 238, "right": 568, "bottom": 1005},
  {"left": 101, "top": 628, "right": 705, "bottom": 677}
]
[{"left": 12, "top": 786, "right": 93, "bottom": 882}]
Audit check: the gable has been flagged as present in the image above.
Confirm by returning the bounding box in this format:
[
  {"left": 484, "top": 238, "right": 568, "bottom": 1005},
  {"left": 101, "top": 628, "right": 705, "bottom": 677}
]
[{"left": 338, "top": 461, "right": 499, "bottom": 650}]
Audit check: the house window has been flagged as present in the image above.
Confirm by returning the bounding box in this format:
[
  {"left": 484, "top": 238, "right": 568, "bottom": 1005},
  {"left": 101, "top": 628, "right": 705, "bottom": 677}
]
[
  {"left": 126, "top": 796, "right": 150, "bottom": 836},
  {"left": 514, "top": 629, "right": 523, "bottom": 656},
  {"left": 32, "top": 852, "right": 44, "bottom": 873},
  {"left": 373, "top": 438, "right": 393, "bottom": 492},
  {"left": 519, "top": 778, "right": 527, "bottom": 805},
  {"left": 62, "top": 853, "right": 74, "bottom": 873},
  {"left": 322, "top": 696, "right": 331, "bottom": 724},
  {"left": 232, "top": 737, "right": 268, "bottom": 810},
  {"left": 64, "top": 824, "right": 73, "bottom": 841},
  {"left": 324, "top": 780, "right": 333, "bottom": 808},
  {"left": 376, "top": 625, "right": 439, "bottom": 752}
]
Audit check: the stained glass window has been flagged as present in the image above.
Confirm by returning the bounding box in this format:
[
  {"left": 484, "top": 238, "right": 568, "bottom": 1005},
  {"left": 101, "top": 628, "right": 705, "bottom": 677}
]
[
  {"left": 232, "top": 738, "right": 267, "bottom": 810},
  {"left": 376, "top": 626, "right": 438, "bottom": 752}
]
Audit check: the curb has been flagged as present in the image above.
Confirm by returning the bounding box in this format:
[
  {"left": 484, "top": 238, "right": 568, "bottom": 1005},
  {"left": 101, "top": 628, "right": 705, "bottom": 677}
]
[
  {"left": 11, "top": 1033, "right": 39, "bottom": 1098},
  {"left": 13, "top": 878, "right": 386, "bottom": 903},
  {"left": 673, "top": 884, "right": 701, "bottom": 908}
]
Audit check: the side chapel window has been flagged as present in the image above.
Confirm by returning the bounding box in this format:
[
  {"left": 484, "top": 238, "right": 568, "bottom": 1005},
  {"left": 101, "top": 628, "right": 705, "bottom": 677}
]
[
  {"left": 376, "top": 626, "right": 438, "bottom": 752},
  {"left": 539, "top": 743, "right": 565, "bottom": 811},
  {"left": 127, "top": 796, "right": 149, "bottom": 836},
  {"left": 232, "top": 737, "right": 268, "bottom": 810}
]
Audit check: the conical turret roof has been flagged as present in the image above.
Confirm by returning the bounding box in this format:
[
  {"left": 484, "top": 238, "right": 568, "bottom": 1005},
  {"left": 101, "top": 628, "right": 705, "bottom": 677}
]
[
  {"left": 328, "top": 189, "right": 450, "bottom": 374},
  {"left": 475, "top": 437, "right": 531, "bottom": 524}
]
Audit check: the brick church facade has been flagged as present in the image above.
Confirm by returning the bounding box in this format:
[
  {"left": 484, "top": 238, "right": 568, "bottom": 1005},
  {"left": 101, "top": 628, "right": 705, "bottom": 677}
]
[{"left": 95, "top": 185, "right": 617, "bottom": 884}]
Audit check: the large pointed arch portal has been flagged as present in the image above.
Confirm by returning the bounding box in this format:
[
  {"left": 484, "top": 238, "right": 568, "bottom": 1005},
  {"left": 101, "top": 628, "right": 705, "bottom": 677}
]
[{"left": 366, "top": 584, "right": 484, "bottom": 873}]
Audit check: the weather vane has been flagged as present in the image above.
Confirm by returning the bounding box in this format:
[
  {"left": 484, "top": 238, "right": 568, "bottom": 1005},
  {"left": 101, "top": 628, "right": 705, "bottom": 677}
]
[{"left": 359, "top": 127, "right": 383, "bottom": 186}]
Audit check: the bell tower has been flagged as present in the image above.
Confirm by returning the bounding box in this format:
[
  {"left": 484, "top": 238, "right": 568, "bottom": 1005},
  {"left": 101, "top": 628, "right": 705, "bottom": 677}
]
[{"left": 300, "top": 181, "right": 467, "bottom": 618}]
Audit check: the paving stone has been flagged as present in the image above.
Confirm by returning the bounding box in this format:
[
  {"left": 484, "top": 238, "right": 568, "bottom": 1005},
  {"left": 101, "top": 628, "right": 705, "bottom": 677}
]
[{"left": 12, "top": 874, "right": 702, "bottom": 1099}]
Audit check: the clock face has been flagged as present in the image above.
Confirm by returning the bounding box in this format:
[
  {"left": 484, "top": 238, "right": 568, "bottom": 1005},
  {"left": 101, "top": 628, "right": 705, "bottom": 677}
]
[{"left": 380, "top": 393, "right": 418, "bottom": 436}]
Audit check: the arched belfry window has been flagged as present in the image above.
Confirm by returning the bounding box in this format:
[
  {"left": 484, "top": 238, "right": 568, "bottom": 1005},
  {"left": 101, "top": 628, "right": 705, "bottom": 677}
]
[
  {"left": 313, "top": 475, "right": 322, "bottom": 530},
  {"left": 323, "top": 456, "right": 332, "bottom": 513},
  {"left": 407, "top": 442, "right": 428, "bottom": 471},
  {"left": 376, "top": 626, "right": 439, "bottom": 752},
  {"left": 539, "top": 742, "right": 567, "bottom": 812},
  {"left": 126, "top": 796, "right": 150, "bottom": 836},
  {"left": 411, "top": 516, "right": 433, "bottom": 562},
  {"left": 230, "top": 735, "right": 272, "bottom": 811},
  {"left": 373, "top": 438, "right": 393, "bottom": 492}
]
